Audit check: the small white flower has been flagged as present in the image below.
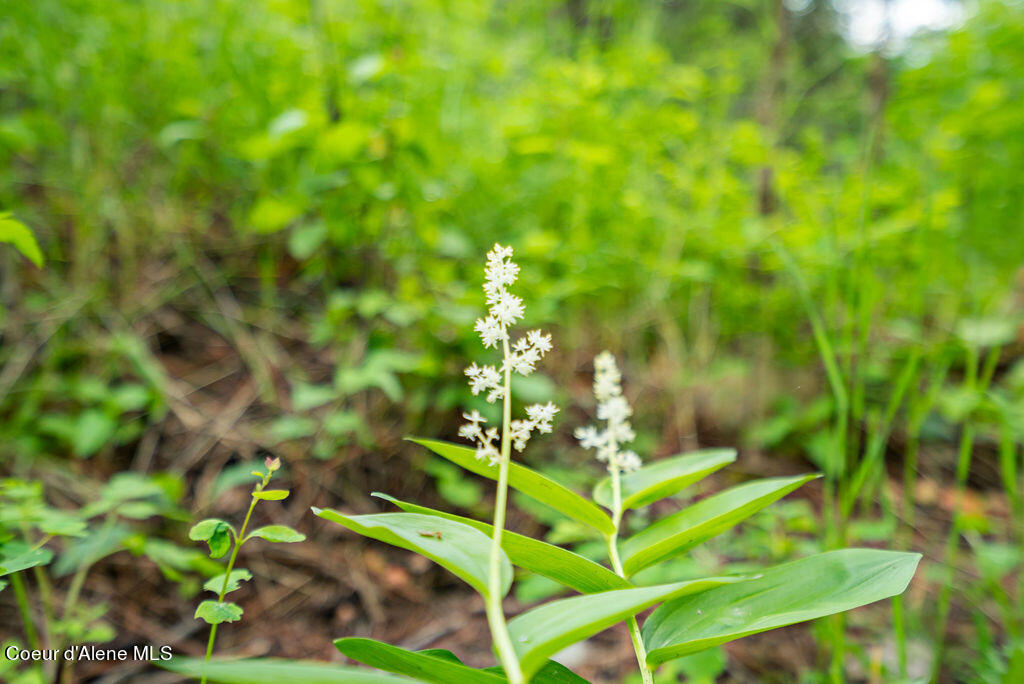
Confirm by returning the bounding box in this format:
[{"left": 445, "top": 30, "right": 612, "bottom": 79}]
[
  {"left": 619, "top": 451, "right": 642, "bottom": 472},
  {"left": 476, "top": 442, "right": 500, "bottom": 465},
  {"left": 597, "top": 396, "right": 632, "bottom": 423},
  {"left": 460, "top": 244, "right": 557, "bottom": 464},
  {"left": 527, "top": 330, "right": 552, "bottom": 355},
  {"left": 574, "top": 425, "right": 606, "bottom": 449},
  {"left": 485, "top": 259, "right": 520, "bottom": 289},
  {"left": 488, "top": 243, "right": 513, "bottom": 261},
  {"left": 609, "top": 420, "right": 636, "bottom": 443},
  {"left": 526, "top": 402, "right": 559, "bottom": 423},
  {"left": 508, "top": 347, "right": 540, "bottom": 376},
  {"left": 510, "top": 418, "right": 534, "bottom": 451},
  {"left": 475, "top": 315, "right": 506, "bottom": 349},
  {"left": 490, "top": 290, "right": 525, "bottom": 326},
  {"left": 458, "top": 423, "right": 482, "bottom": 441},
  {"left": 466, "top": 363, "right": 501, "bottom": 396},
  {"left": 577, "top": 352, "right": 641, "bottom": 474}
]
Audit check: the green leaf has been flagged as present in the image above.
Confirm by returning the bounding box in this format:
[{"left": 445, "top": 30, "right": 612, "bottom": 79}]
[
  {"left": 204, "top": 569, "right": 253, "bottom": 594},
  {"left": 335, "top": 641, "right": 587, "bottom": 684},
  {"left": 593, "top": 449, "right": 736, "bottom": 510},
  {"left": 508, "top": 577, "right": 744, "bottom": 679},
  {"left": 291, "top": 381, "right": 338, "bottom": 411},
  {"left": 373, "top": 493, "right": 629, "bottom": 594},
  {"left": 313, "top": 509, "right": 511, "bottom": 599},
  {"left": 335, "top": 639, "right": 503, "bottom": 683},
  {"left": 487, "top": 659, "right": 589, "bottom": 683},
  {"left": 620, "top": 474, "right": 820, "bottom": 576},
  {"left": 189, "top": 519, "right": 234, "bottom": 559},
  {"left": 244, "top": 525, "right": 305, "bottom": 543},
  {"left": 253, "top": 489, "right": 290, "bottom": 501},
  {"left": 71, "top": 409, "right": 118, "bottom": 457},
  {"left": 37, "top": 510, "right": 88, "bottom": 537},
  {"left": 194, "top": 600, "right": 243, "bottom": 625},
  {"left": 0, "top": 548, "right": 54, "bottom": 576},
  {"left": 642, "top": 549, "right": 922, "bottom": 666},
  {"left": 409, "top": 438, "right": 614, "bottom": 536},
  {"left": 0, "top": 212, "right": 43, "bottom": 267},
  {"left": 161, "top": 656, "right": 411, "bottom": 683},
  {"left": 288, "top": 220, "right": 328, "bottom": 260}
]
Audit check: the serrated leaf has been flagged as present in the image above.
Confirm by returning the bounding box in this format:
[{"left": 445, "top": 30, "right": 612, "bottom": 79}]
[
  {"left": 409, "top": 438, "right": 614, "bottom": 536},
  {"left": 244, "top": 525, "right": 305, "bottom": 543},
  {"left": 593, "top": 449, "right": 736, "bottom": 510},
  {"left": 507, "top": 577, "right": 743, "bottom": 679},
  {"left": 204, "top": 569, "right": 253, "bottom": 594},
  {"left": 620, "top": 474, "right": 820, "bottom": 576},
  {"left": 160, "top": 656, "right": 411, "bottom": 683},
  {"left": 642, "top": 549, "right": 922, "bottom": 666},
  {"left": 253, "top": 489, "right": 289, "bottom": 501},
  {"left": 373, "top": 493, "right": 628, "bottom": 594},
  {"left": 194, "top": 600, "right": 243, "bottom": 625},
  {"left": 314, "top": 509, "right": 511, "bottom": 599}
]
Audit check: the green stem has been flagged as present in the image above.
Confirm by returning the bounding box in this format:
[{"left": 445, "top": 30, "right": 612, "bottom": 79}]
[
  {"left": 485, "top": 335, "right": 523, "bottom": 684},
  {"left": 11, "top": 571, "right": 40, "bottom": 651},
  {"left": 202, "top": 494, "right": 260, "bottom": 684},
  {"left": 931, "top": 346, "right": 997, "bottom": 682},
  {"left": 607, "top": 464, "right": 654, "bottom": 684}
]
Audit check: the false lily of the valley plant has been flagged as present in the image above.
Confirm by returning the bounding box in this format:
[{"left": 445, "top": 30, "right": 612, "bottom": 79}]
[
  {"left": 310, "top": 244, "right": 922, "bottom": 682},
  {"left": 169, "top": 244, "right": 922, "bottom": 683}
]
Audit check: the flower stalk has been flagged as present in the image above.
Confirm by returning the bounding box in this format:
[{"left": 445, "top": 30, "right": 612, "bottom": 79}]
[
  {"left": 459, "top": 244, "right": 557, "bottom": 683},
  {"left": 577, "top": 352, "right": 652, "bottom": 683},
  {"left": 485, "top": 334, "right": 522, "bottom": 684}
]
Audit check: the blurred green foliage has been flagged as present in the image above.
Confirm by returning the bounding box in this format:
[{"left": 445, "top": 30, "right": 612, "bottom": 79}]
[{"left": 2, "top": 0, "right": 1024, "bottom": 680}]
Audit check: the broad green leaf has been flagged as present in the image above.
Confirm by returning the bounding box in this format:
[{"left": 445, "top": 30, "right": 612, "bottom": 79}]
[
  {"left": 253, "top": 489, "right": 289, "bottom": 501},
  {"left": 0, "top": 212, "right": 43, "bottom": 267},
  {"left": 642, "top": 549, "right": 922, "bottom": 666},
  {"left": 204, "top": 569, "right": 253, "bottom": 594},
  {"left": 0, "top": 548, "right": 53, "bottom": 576},
  {"left": 189, "top": 519, "right": 235, "bottom": 541},
  {"left": 593, "top": 449, "right": 736, "bottom": 510},
  {"left": 409, "top": 438, "right": 614, "bottom": 536},
  {"left": 335, "top": 640, "right": 586, "bottom": 684},
  {"left": 244, "top": 525, "right": 306, "bottom": 543},
  {"left": 336, "top": 639, "right": 503, "bottom": 683},
  {"left": 194, "top": 600, "right": 243, "bottom": 625},
  {"left": 161, "top": 656, "right": 412, "bottom": 683},
  {"left": 507, "top": 577, "right": 743, "bottom": 679},
  {"left": 189, "top": 519, "right": 234, "bottom": 559},
  {"left": 313, "top": 509, "right": 511, "bottom": 598},
  {"left": 484, "top": 659, "right": 589, "bottom": 683},
  {"left": 373, "top": 493, "right": 628, "bottom": 594},
  {"left": 620, "top": 474, "right": 819, "bottom": 576}
]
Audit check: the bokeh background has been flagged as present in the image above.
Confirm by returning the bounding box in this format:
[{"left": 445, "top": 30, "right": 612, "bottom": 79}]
[{"left": 2, "top": 0, "right": 1023, "bottom": 682}]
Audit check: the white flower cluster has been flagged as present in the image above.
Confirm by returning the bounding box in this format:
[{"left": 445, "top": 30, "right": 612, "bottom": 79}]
[
  {"left": 575, "top": 351, "right": 642, "bottom": 473},
  {"left": 459, "top": 244, "right": 558, "bottom": 464}
]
